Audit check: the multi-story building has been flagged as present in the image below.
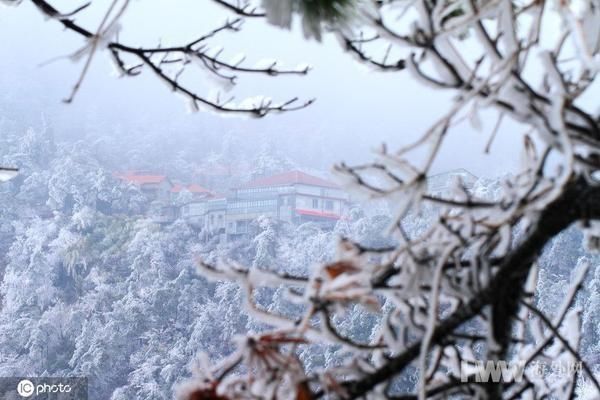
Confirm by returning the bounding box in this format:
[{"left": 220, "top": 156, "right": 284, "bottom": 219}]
[
  {"left": 205, "top": 197, "right": 227, "bottom": 234},
  {"left": 116, "top": 171, "right": 173, "bottom": 203},
  {"left": 170, "top": 183, "right": 212, "bottom": 201},
  {"left": 178, "top": 170, "right": 349, "bottom": 240},
  {"left": 117, "top": 171, "right": 214, "bottom": 225},
  {"left": 117, "top": 168, "right": 478, "bottom": 237},
  {"left": 224, "top": 171, "right": 349, "bottom": 239},
  {"left": 180, "top": 196, "right": 226, "bottom": 231}
]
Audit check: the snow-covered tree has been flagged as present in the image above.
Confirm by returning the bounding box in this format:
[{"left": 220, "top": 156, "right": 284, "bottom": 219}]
[
  {"left": 252, "top": 216, "right": 280, "bottom": 270},
  {"left": 188, "top": 1, "right": 599, "bottom": 398},
  {"left": 5, "top": 0, "right": 600, "bottom": 398},
  {"left": 249, "top": 140, "right": 297, "bottom": 180}
]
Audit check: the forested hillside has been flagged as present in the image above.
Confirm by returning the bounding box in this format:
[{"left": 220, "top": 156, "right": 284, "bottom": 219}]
[{"left": 0, "top": 118, "right": 597, "bottom": 399}]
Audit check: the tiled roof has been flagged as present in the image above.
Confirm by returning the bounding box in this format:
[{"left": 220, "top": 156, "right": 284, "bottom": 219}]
[{"left": 242, "top": 170, "right": 338, "bottom": 189}]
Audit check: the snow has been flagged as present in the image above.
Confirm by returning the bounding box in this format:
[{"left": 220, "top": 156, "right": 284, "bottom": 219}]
[{"left": 1, "top": 1, "right": 599, "bottom": 396}]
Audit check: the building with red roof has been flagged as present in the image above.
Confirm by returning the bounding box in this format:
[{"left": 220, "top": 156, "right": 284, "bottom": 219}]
[
  {"left": 240, "top": 170, "right": 340, "bottom": 189},
  {"left": 170, "top": 183, "right": 213, "bottom": 205},
  {"left": 170, "top": 183, "right": 211, "bottom": 195},
  {"left": 115, "top": 170, "right": 350, "bottom": 236},
  {"left": 224, "top": 170, "right": 349, "bottom": 239},
  {"left": 116, "top": 171, "right": 173, "bottom": 202}
]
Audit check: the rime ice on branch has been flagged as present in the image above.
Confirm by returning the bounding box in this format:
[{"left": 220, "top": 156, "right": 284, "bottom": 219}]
[
  {"left": 15, "top": 0, "right": 600, "bottom": 398},
  {"left": 192, "top": 0, "right": 600, "bottom": 398},
  {"left": 25, "top": 0, "right": 314, "bottom": 116}
]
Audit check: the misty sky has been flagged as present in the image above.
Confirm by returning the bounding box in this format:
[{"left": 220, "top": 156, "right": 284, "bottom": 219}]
[{"left": 0, "top": 0, "right": 526, "bottom": 177}]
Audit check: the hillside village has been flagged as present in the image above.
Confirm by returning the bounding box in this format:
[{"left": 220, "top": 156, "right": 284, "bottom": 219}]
[{"left": 115, "top": 168, "right": 478, "bottom": 242}]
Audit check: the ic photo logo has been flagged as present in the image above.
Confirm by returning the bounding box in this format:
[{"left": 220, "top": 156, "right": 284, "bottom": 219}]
[
  {"left": 15, "top": 378, "right": 73, "bottom": 397},
  {"left": 16, "top": 379, "right": 34, "bottom": 397}
]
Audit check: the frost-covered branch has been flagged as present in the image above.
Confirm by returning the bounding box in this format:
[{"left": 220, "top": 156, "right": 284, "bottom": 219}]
[
  {"left": 13, "top": 0, "right": 600, "bottom": 398},
  {"left": 176, "top": 0, "right": 600, "bottom": 398},
  {"left": 520, "top": 301, "right": 600, "bottom": 393},
  {"left": 26, "top": 0, "right": 313, "bottom": 116}
]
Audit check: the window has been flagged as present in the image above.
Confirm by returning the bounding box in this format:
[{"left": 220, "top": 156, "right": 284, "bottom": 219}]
[
  {"left": 312, "top": 198, "right": 319, "bottom": 208},
  {"left": 325, "top": 200, "right": 334, "bottom": 211},
  {"left": 236, "top": 220, "right": 249, "bottom": 233}
]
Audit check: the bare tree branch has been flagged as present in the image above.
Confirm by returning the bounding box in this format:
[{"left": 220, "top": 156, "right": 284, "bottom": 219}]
[{"left": 29, "top": 0, "right": 312, "bottom": 116}]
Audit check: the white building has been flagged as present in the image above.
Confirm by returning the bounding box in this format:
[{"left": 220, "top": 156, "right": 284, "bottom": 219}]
[
  {"left": 178, "top": 170, "right": 349, "bottom": 240},
  {"left": 225, "top": 171, "right": 349, "bottom": 239},
  {"left": 180, "top": 196, "right": 226, "bottom": 233},
  {"left": 115, "top": 171, "right": 172, "bottom": 203}
]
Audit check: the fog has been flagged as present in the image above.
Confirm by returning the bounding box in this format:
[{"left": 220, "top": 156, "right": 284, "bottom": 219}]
[
  {"left": 1, "top": 3, "right": 599, "bottom": 400},
  {"left": 1, "top": 0, "right": 522, "bottom": 177}
]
